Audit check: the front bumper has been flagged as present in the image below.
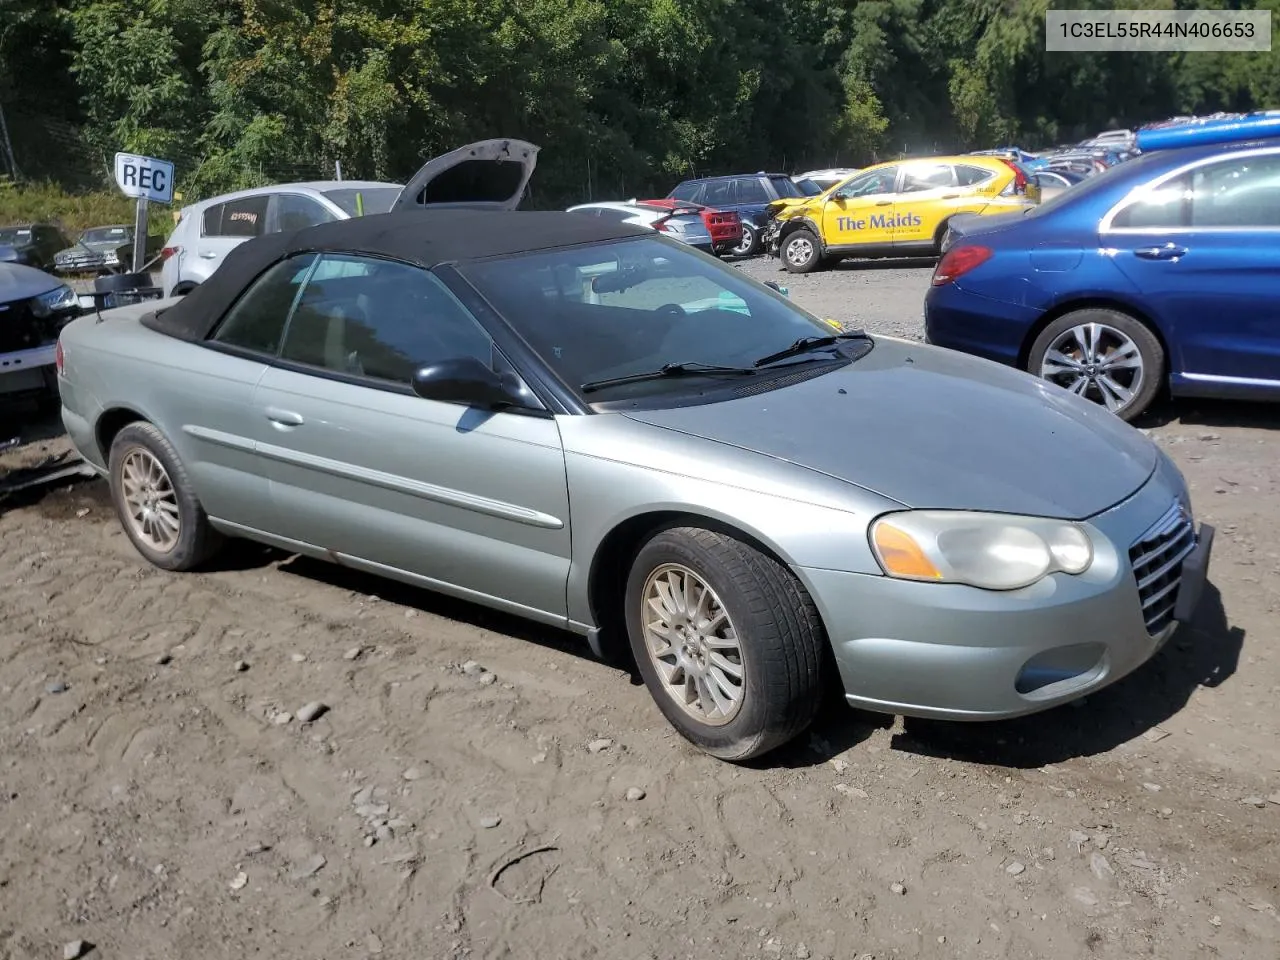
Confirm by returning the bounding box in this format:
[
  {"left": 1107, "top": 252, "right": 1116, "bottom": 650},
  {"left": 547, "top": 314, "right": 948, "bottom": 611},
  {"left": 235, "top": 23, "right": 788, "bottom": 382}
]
[
  {"left": 0, "top": 344, "right": 57, "bottom": 395},
  {"left": 762, "top": 219, "right": 783, "bottom": 253},
  {"left": 55, "top": 252, "right": 119, "bottom": 273},
  {"left": 801, "top": 464, "right": 1214, "bottom": 721}
]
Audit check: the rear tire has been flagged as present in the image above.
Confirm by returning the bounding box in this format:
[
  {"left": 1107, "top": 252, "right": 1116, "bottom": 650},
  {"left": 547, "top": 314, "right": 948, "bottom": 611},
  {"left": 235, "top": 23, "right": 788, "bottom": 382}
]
[
  {"left": 781, "top": 228, "right": 822, "bottom": 274},
  {"left": 625, "top": 526, "right": 826, "bottom": 762},
  {"left": 732, "top": 224, "right": 759, "bottom": 257},
  {"left": 108, "top": 422, "right": 224, "bottom": 571},
  {"left": 1026, "top": 308, "right": 1164, "bottom": 421}
]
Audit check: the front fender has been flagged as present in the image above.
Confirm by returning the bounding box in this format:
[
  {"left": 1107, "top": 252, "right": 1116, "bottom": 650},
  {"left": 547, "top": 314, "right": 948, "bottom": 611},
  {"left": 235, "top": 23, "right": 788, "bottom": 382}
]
[{"left": 557, "top": 415, "right": 900, "bottom": 626}]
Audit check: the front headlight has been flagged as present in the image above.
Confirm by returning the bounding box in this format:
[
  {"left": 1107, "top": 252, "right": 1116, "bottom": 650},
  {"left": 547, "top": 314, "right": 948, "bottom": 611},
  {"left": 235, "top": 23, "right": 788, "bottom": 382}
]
[
  {"left": 870, "top": 510, "right": 1094, "bottom": 591},
  {"left": 31, "top": 284, "right": 79, "bottom": 317}
]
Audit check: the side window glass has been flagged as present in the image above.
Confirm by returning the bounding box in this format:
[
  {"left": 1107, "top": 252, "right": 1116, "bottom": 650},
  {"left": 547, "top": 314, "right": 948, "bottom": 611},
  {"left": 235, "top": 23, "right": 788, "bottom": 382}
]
[
  {"left": 210, "top": 254, "right": 317, "bottom": 355},
  {"left": 1190, "top": 155, "right": 1280, "bottom": 228},
  {"left": 1112, "top": 174, "right": 1191, "bottom": 229},
  {"left": 204, "top": 196, "right": 269, "bottom": 238},
  {"left": 280, "top": 255, "right": 494, "bottom": 386},
  {"left": 201, "top": 203, "right": 225, "bottom": 237},
  {"left": 275, "top": 194, "right": 338, "bottom": 232},
  {"left": 837, "top": 167, "right": 898, "bottom": 198},
  {"left": 735, "top": 178, "right": 770, "bottom": 204},
  {"left": 701, "top": 180, "right": 736, "bottom": 205},
  {"left": 956, "top": 164, "right": 993, "bottom": 187},
  {"left": 670, "top": 182, "right": 702, "bottom": 203},
  {"left": 901, "top": 164, "right": 955, "bottom": 193}
]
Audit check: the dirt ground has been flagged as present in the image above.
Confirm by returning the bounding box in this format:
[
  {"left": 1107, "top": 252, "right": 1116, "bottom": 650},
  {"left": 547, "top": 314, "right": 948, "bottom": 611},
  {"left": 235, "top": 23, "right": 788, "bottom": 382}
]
[{"left": 2, "top": 263, "right": 1278, "bottom": 960}]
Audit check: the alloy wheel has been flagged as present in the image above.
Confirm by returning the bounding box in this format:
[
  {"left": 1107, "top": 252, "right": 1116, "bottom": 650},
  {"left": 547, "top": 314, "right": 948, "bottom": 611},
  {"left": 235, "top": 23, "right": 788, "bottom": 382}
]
[
  {"left": 119, "top": 447, "right": 181, "bottom": 553},
  {"left": 1039, "top": 321, "right": 1145, "bottom": 414},
  {"left": 785, "top": 236, "right": 814, "bottom": 268},
  {"left": 640, "top": 563, "right": 745, "bottom": 725}
]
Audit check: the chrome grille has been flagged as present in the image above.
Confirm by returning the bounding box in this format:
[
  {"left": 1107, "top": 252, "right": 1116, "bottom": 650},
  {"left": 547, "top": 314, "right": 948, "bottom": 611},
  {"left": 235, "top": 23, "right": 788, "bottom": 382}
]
[{"left": 1128, "top": 501, "right": 1196, "bottom": 635}]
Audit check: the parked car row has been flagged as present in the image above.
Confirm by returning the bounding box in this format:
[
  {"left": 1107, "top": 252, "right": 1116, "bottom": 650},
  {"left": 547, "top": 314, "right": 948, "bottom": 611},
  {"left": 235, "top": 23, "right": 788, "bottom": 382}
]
[{"left": 927, "top": 112, "right": 1280, "bottom": 421}]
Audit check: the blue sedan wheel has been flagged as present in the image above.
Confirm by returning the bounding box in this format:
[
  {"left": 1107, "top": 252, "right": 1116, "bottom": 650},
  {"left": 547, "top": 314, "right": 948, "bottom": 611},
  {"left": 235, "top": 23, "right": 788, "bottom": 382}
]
[{"left": 1027, "top": 308, "right": 1164, "bottom": 422}]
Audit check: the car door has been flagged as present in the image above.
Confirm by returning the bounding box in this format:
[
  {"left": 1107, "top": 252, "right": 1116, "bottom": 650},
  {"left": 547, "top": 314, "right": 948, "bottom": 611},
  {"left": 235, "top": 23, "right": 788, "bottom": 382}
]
[
  {"left": 819, "top": 166, "right": 900, "bottom": 250},
  {"left": 1105, "top": 150, "right": 1280, "bottom": 385},
  {"left": 733, "top": 177, "right": 772, "bottom": 227},
  {"left": 252, "top": 252, "right": 573, "bottom": 623},
  {"left": 177, "top": 254, "right": 319, "bottom": 532},
  {"left": 194, "top": 195, "right": 270, "bottom": 282},
  {"left": 891, "top": 161, "right": 960, "bottom": 248}
]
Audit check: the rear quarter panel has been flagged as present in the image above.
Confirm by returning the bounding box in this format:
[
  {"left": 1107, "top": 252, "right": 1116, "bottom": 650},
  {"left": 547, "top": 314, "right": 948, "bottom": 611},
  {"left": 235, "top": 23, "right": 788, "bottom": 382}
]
[{"left": 58, "top": 306, "right": 272, "bottom": 522}]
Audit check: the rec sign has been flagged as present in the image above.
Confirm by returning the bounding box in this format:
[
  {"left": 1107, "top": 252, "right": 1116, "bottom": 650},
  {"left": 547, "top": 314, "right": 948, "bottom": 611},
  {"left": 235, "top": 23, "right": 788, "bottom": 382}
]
[{"left": 114, "top": 152, "right": 175, "bottom": 204}]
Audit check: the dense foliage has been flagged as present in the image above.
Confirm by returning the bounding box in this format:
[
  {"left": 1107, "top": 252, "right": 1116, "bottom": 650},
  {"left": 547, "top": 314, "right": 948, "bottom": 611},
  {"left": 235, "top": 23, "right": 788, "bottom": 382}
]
[{"left": 1, "top": 0, "right": 1277, "bottom": 207}]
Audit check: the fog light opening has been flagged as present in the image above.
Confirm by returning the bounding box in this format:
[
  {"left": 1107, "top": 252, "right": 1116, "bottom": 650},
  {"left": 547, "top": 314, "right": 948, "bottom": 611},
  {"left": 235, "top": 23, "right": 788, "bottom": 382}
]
[{"left": 1015, "top": 643, "right": 1108, "bottom": 697}]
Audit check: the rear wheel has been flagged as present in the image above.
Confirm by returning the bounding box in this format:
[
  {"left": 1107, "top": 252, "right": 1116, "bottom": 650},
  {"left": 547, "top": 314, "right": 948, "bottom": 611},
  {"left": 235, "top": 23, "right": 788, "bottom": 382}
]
[
  {"left": 732, "top": 223, "right": 758, "bottom": 257},
  {"left": 781, "top": 228, "right": 822, "bottom": 274},
  {"left": 108, "top": 422, "right": 224, "bottom": 571},
  {"left": 1026, "top": 308, "right": 1164, "bottom": 421},
  {"left": 625, "top": 526, "right": 826, "bottom": 762}
]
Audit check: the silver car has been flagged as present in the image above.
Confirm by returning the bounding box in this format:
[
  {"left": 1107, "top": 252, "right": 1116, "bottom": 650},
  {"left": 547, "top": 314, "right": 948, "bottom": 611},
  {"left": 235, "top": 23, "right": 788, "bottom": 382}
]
[{"left": 55, "top": 139, "right": 1214, "bottom": 762}]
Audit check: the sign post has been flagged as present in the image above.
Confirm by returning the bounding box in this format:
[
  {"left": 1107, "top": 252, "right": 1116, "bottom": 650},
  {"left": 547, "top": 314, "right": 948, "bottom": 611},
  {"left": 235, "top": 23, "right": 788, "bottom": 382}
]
[{"left": 113, "top": 152, "right": 175, "bottom": 274}]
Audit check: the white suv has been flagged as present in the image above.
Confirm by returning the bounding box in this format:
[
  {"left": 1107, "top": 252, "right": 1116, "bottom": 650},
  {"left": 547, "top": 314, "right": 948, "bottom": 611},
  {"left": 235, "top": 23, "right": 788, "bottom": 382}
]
[
  {"left": 159, "top": 140, "right": 543, "bottom": 297},
  {"left": 159, "top": 180, "right": 402, "bottom": 297}
]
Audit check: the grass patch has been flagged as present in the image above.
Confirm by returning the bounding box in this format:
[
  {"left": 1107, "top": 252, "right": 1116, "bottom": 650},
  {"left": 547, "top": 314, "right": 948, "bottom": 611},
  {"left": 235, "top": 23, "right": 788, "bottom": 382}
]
[{"left": 0, "top": 179, "right": 179, "bottom": 238}]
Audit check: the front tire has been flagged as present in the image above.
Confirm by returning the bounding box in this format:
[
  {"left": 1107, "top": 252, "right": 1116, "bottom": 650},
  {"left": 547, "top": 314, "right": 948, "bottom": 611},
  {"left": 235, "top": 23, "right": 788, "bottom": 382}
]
[
  {"left": 781, "top": 228, "right": 822, "bottom": 274},
  {"left": 732, "top": 223, "right": 759, "bottom": 257},
  {"left": 108, "top": 422, "right": 224, "bottom": 571},
  {"left": 1027, "top": 308, "right": 1164, "bottom": 421},
  {"left": 625, "top": 526, "right": 826, "bottom": 762}
]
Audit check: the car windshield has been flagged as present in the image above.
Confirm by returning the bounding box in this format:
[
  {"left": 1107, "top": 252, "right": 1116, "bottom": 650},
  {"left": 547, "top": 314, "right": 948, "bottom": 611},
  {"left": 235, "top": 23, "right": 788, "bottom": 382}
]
[
  {"left": 82, "top": 226, "right": 130, "bottom": 244},
  {"left": 0, "top": 227, "right": 32, "bottom": 244},
  {"left": 459, "top": 236, "right": 851, "bottom": 400},
  {"left": 794, "top": 178, "right": 824, "bottom": 196},
  {"left": 321, "top": 187, "right": 402, "bottom": 217}
]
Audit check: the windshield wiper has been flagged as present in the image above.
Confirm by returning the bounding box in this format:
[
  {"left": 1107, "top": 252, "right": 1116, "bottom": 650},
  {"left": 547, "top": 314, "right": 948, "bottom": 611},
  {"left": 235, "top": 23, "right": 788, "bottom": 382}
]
[
  {"left": 752, "top": 331, "right": 869, "bottom": 368},
  {"left": 580, "top": 361, "right": 757, "bottom": 394}
]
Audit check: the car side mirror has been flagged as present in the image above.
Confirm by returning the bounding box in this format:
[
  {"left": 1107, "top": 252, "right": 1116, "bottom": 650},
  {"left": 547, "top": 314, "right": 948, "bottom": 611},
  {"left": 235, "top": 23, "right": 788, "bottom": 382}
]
[{"left": 411, "top": 356, "right": 522, "bottom": 410}]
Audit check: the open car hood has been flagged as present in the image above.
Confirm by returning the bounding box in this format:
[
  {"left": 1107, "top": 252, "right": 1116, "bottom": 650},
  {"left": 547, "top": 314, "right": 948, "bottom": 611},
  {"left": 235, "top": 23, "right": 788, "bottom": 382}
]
[{"left": 390, "top": 139, "right": 540, "bottom": 213}]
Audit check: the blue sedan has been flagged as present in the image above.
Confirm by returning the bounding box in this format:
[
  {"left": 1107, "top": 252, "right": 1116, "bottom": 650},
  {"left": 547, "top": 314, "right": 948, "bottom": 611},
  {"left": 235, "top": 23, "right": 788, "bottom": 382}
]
[{"left": 925, "top": 120, "right": 1280, "bottom": 421}]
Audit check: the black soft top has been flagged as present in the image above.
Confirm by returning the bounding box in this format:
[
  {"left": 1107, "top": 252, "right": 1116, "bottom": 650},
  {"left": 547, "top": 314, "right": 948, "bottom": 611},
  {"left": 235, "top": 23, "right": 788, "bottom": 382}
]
[{"left": 144, "top": 208, "right": 651, "bottom": 342}]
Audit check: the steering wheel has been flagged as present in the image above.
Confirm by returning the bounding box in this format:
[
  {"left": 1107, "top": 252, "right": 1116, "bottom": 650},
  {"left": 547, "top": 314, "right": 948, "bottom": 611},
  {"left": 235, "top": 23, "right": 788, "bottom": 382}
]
[{"left": 655, "top": 303, "right": 687, "bottom": 317}]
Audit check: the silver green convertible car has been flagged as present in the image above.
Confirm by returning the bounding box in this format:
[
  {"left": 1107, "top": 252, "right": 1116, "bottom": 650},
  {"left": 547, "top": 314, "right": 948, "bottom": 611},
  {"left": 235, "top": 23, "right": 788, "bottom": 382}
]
[{"left": 56, "top": 142, "right": 1214, "bottom": 762}]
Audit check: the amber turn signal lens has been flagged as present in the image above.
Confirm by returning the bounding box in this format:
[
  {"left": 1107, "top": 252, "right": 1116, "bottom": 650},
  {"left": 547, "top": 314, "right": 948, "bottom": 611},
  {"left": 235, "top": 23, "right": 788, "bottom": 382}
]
[{"left": 873, "top": 522, "right": 944, "bottom": 580}]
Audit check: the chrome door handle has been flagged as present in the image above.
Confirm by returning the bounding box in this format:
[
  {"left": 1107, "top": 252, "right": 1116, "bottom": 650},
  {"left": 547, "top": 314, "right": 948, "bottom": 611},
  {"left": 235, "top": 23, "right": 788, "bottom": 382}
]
[
  {"left": 875, "top": 200, "right": 892, "bottom": 206},
  {"left": 199, "top": 251, "right": 218, "bottom": 259},
  {"left": 264, "top": 407, "right": 304, "bottom": 427},
  {"left": 941, "top": 193, "right": 960, "bottom": 199},
  {"left": 1134, "top": 244, "right": 1188, "bottom": 260}
]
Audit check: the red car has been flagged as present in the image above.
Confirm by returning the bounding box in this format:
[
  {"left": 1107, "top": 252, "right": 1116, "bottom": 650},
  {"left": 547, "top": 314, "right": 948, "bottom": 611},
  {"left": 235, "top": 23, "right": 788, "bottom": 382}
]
[{"left": 637, "top": 199, "right": 743, "bottom": 256}]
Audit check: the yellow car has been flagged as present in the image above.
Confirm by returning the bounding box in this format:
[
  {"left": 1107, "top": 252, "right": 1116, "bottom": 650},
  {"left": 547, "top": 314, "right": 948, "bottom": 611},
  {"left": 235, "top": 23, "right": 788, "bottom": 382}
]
[{"left": 762, "top": 155, "right": 1035, "bottom": 273}]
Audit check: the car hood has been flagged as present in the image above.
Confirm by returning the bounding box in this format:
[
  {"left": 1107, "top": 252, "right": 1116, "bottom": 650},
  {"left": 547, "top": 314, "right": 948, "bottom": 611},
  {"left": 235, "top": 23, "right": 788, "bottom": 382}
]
[
  {"left": 620, "top": 337, "right": 1158, "bottom": 521},
  {"left": 0, "top": 262, "right": 62, "bottom": 303},
  {"left": 768, "top": 196, "right": 821, "bottom": 220},
  {"left": 59, "top": 240, "right": 126, "bottom": 255}
]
